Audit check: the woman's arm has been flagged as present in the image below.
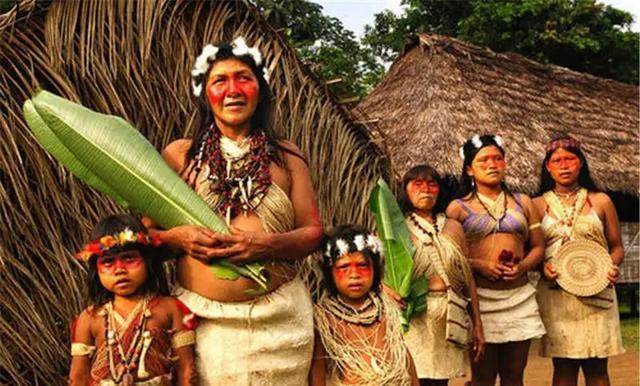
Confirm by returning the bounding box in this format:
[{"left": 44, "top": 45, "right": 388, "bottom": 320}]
[
  {"left": 594, "top": 193, "right": 625, "bottom": 283},
  {"left": 503, "top": 195, "right": 545, "bottom": 281}
]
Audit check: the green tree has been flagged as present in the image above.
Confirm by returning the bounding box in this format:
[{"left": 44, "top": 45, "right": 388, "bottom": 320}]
[
  {"left": 255, "top": 0, "right": 384, "bottom": 100},
  {"left": 362, "top": 0, "right": 639, "bottom": 84}
]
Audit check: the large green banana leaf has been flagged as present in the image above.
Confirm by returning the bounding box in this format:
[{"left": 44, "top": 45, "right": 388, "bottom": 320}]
[
  {"left": 369, "top": 177, "right": 427, "bottom": 330},
  {"left": 23, "top": 90, "right": 268, "bottom": 289}
]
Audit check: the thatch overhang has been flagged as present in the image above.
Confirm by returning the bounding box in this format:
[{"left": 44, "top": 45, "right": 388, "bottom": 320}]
[
  {"left": 354, "top": 33, "right": 639, "bottom": 196},
  {"left": 0, "top": 1, "right": 389, "bottom": 383}
]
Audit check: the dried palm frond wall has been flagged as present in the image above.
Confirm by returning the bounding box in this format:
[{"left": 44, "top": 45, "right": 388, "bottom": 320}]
[{"left": 0, "top": 1, "right": 390, "bottom": 383}]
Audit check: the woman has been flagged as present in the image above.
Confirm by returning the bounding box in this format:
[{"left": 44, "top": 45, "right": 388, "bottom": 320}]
[
  {"left": 398, "top": 165, "right": 484, "bottom": 386},
  {"left": 446, "top": 134, "right": 546, "bottom": 386},
  {"left": 533, "top": 136, "right": 624, "bottom": 386},
  {"left": 147, "top": 37, "right": 323, "bottom": 385}
]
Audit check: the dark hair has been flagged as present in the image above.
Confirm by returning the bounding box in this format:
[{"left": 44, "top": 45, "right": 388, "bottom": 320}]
[
  {"left": 320, "top": 224, "right": 383, "bottom": 297},
  {"left": 186, "top": 40, "right": 303, "bottom": 172},
  {"left": 85, "top": 214, "right": 169, "bottom": 309},
  {"left": 538, "top": 136, "right": 599, "bottom": 194},
  {"left": 455, "top": 134, "right": 510, "bottom": 199},
  {"left": 398, "top": 164, "right": 447, "bottom": 215}
]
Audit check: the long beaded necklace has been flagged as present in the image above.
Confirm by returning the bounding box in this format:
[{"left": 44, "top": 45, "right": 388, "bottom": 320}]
[
  {"left": 548, "top": 187, "right": 587, "bottom": 228},
  {"left": 104, "top": 298, "right": 153, "bottom": 385},
  {"left": 194, "top": 125, "right": 272, "bottom": 223},
  {"left": 323, "top": 292, "right": 383, "bottom": 326},
  {"left": 476, "top": 191, "right": 507, "bottom": 227},
  {"left": 408, "top": 213, "right": 444, "bottom": 247}
]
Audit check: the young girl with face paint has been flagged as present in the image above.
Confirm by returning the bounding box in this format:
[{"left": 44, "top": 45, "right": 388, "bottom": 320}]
[
  {"left": 533, "top": 136, "right": 625, "bottom": 386},
  {"left": 446, "top": 135, "right": 546, "bottom": 386},
  {"left": 69, "top": 214, "right": 197, "bottom": 385},
  {"left": 309, "top": 225, "right": 419, "bottom": 386}
]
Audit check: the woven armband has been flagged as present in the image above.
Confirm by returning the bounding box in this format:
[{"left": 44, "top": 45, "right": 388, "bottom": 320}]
[
  {"left": 71, "top": 342, "right": 96, "bottom": 357},
  {"left": 528, "top": 222, "right": 541, "bottom": 230},
  {"left": 171, "top": 330, "right": 195, "bottom": 349}
]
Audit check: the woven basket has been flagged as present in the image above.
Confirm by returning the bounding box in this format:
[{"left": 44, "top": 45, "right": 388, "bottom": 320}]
[{"left": 554, "top": 239, "right": 611, "bottom": 297}]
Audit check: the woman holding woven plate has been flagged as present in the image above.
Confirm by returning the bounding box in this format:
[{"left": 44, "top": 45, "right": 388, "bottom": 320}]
[
  {"left": 533, "top": 136, "right": 624, "bottom": 386},
  {"left": 446, "top": 134, "right": 546, "bottom": 386}
]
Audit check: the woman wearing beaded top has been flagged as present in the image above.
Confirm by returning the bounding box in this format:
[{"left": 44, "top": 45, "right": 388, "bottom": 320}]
[
  {"left": 446, "top": 134, "right": 546, "bottom": 386},
  {"left": 145, "top": 37, "right": 323, "bottom": 384},
  {"left": 533, "top": 136, "right": 624, "bottom": 386},
  {"left": 398, "top": 164, "right": 484, "bottom": 385}
]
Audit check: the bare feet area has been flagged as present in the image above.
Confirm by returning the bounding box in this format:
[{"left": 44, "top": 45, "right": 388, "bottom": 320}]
[{"left": 451, "top": 339, "right": 639, "bottom": 386}]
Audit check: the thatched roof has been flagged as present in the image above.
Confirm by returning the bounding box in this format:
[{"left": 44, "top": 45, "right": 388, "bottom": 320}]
[
  {"left": 355, "top": 34, "right": 639, "bottom": 195},
  {"left": 0, "top": 1, "right": 389, "bottom": 383}
]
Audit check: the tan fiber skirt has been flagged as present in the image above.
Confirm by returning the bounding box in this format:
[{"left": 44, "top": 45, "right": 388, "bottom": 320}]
[
  {"left": 537, "top": 280, "right": 625, "bottom": 358},
  {"left": 477, "top": 283, "right": 546, "bottom": 344},
  {"left": 405, "top": 292, "right": 468, "bottom": 379},
  {"left": 176, "top": 279, "right": 314, "bottom": 385}
]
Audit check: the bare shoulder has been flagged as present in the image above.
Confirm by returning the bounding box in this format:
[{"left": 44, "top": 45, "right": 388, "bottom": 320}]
[
  {"left": 277, "top": 140, "right": 306, "bottom": 166},
  {"left": 531, "top": 196, "right": 547, "bottom": 217},
  {"left": 589, "top": 191, "right": 613, "bottom": 206},
  {"left": 162, "top": 139, "right": 192, "bottom": 171},
  {"left": 445, "top": 199, "right": 462, "bottom": 218},
  {"left": 72, "top": 307, "right": 99, "bottom": 342},
  {"left": 442, "top": 218, "right": 465, "bottom": 247}
]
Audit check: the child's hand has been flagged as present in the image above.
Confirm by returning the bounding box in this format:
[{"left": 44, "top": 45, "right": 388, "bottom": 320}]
[
  {"left": 382, "top": 284, "right": 406, "bottom": 309},
  {"left": 201, "top": 226, "right": 271, "bottom": 264}
]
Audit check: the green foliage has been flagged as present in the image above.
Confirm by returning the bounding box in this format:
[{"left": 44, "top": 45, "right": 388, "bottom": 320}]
[
  {"left": 362, "top": 0, "right": 639, "bottom": 84},
  {"left": 23, "top": 90, "right": 269, "bottom": 289},
  {"left": 369, "top": 178, "right": 427, "bottom": 331},
  {"left": 255, "top": 0, "right": 384, "bottom": 99}
]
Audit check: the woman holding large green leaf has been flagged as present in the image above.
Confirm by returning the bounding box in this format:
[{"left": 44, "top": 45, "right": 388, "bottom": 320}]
[
  {"left": 148, "top": 37, "right": 323, "bottom": 385},
  {"left": 446, "top": 135, "right": 546, "bottom": 386},
  {"left": 398, "top": 164, "right": 484, "bottom": 386}
]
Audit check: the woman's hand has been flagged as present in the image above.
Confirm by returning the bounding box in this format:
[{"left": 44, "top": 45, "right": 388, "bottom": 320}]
[
  {"left": 607, "top": 264, "right": 620, "bottom": 284},
  {"left": 471, "top": 324, "right": 485, "bottom": 363},
  {"left": 543, "top": 261, "right": 559, "bottom": 282},
  {"left": 502, "top": 261, "right": 526, "bottom": 282},
  {"left": 160, "top": 225, "right": 223, "bottom": 261},
  {"left": 473, "top": 259, "right": 508, "bottom": 281},
  {"left": 201, "top": 226, "right": 272, "bottom": 264}
]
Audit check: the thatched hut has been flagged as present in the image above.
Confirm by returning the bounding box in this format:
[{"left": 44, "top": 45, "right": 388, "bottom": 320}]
[
  {"left": 355, "top": 34, "right": 639, "bottom": 292},
  {"left": 0, "top": 1, "right": 389, "bottom": 383}
]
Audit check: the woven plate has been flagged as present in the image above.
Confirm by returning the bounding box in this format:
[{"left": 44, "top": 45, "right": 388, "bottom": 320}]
[{"left": 554, "top": 239, "right": 611, "bottom": 297}]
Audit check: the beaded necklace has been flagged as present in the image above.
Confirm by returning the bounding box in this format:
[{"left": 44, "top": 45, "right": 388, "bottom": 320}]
[
  {"left": 104, "top": 297, "right": 153, "bottom": 385},
  {"left": 323, "top": 292, "right": 383, "bottom": 326},
  {"left": 408, "top": 213, "right": 444, "bottom": 247},
  {"left": 476, "top": 191, "right": 507, "bottom": 224},
  {"left": 194, "top": 125, "right": 272, "bottom": 223},
  {"left": 553, "top": 185, "right": 581, "bottom": 200}
]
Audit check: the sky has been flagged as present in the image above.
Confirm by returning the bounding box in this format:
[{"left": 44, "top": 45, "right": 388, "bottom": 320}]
[{"left": 315, "top": 0, "right": 640, "bottom": 38}]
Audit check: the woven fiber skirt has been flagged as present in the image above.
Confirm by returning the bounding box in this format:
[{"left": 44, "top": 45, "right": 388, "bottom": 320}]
[{"left": 175, "top": 278, "right": 314, "bottom": 385}]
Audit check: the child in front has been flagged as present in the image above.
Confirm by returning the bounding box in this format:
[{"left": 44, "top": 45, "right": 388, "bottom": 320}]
[
  {"left": 309, "top": 224, "right": 419, "bottom": 386},
  {"left": 68, "top": 214, "right": 196, "bottom": 385}
]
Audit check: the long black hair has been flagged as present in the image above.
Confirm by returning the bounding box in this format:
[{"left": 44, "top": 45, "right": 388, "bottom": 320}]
[
  {"left": 320, "top": 224, "right": 384, "bottom": 297},
  {"left": 398, "top": 164, "right": 448, "bottom": 215},
  {"left": 186, "top": 39, "right": 303, "bottom": 171},
  {"left": 455, "top": 134, "right": 510, "bottom": 199},
  {"left": 538, "top": 136, "right": 599, "bottom": 194},
  {"left": 85, "top": 214, "right": 169, "bottom": 309}
]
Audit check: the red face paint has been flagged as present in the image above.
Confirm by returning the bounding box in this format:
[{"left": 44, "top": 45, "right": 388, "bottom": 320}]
[
  {"left": 332, "top": 259, "right": 373, "bottom": 279},
  {"left": 411, "top": 179, "right": 439, "bottom": 194},
  {"left": 97, "top": 252, "right": 144, "bottom": 274},
  {"left": 547, "top": 152, "right": 580, "bottom": 170}
]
